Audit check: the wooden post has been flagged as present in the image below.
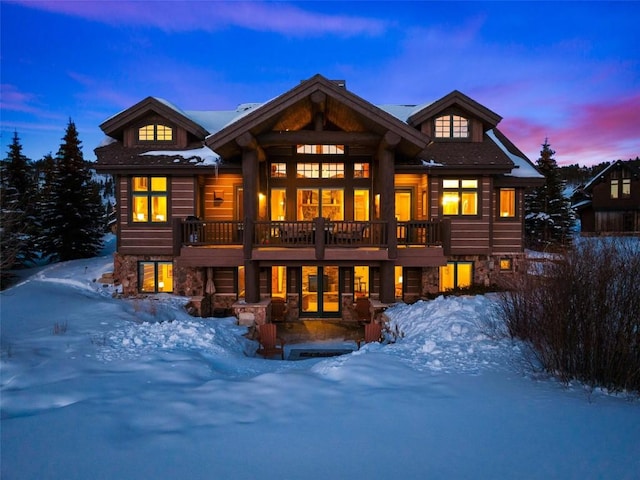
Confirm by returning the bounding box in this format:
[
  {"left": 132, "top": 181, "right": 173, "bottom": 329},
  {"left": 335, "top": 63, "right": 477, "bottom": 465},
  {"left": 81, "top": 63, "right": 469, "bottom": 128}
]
[
  {"left": 237, "top": 133, "right": 261, "bottom": 304},
  {"left": 315, "top": 216, "right": 325, "bottom": 260},
  {"left": 378, "top": 132, "right": 400, "bottom": 302}
]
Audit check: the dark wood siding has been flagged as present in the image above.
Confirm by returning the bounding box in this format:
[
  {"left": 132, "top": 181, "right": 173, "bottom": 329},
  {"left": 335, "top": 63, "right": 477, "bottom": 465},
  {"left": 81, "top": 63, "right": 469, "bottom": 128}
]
[
  {"left": 118, "top": 176, "right": 194, "bottom": 255},
  {"left": 203, "top": 173, "right": 243, "bottom": 220}
]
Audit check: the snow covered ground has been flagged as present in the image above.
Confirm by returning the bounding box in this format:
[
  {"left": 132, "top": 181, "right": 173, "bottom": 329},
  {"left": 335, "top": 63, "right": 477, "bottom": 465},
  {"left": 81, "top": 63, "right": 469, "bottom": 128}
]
[{"left": 1, "top": 236, "right": 639, "bottom": 479}]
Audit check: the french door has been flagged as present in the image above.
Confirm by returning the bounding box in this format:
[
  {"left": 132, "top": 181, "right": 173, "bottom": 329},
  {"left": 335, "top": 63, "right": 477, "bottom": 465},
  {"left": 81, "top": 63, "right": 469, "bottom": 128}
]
[{"left": 300, "top": 266, "right": 340, "bottom": 317}]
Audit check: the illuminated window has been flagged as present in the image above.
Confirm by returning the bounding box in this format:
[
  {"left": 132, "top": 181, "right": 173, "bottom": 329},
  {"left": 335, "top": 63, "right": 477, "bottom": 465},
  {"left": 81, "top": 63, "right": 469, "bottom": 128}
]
[
  {"left": 138, "top": 124, "right": 173, "bottom": 142},
  {"left": 354, "top": 189, "right": 370, "bottom": 221},
  {"left": 138, "top": 261, "right": 173, "bottom": 293},
  {"left": 354, "top": 163, "right": 370, "bottom": 178},
  {"left": 354, "top": 266, "right": 369, "bottom": 295},
  {"left": 442, "top": 179, "right": 478, "bottom": 216},
  {"left": 297, "top": 163, "right": 320, "bottom": 178},
  {"left": 321, "top": 163, "right": 344, "bottom": 178},
  {"left": 499, "top": 258, "right": 513, "bottom": 271},
  {"left": 499, "top": 188, "right": 516, "bottom": 218},
  {"left": 238, "top": 266, "right": 245, "bottom": 298},
  {"left": 395, "top": 266, "right": 403, "bottom": 299},
  {"left": 270, "top": 188, "right": 286, "bottom": 221},
  {"left": 271, "top": 266, "right": 287, "bottom": 299},
  {"left": 270, "top": 163, "right": 287, "bottom": 177},
  {"left": 439, "top": 262, "right": 473, "bottom": 291},
  {"left": 296, "top": 144, "right": 345, "bottom": 154},
  {"left": 434, "top": 115, "right": 469, "bottom": 138},
  {"left": 611, "top": 170, "right": 631, "bottom": 199},
  {"left": 132, "top": 176, "right": 168, "bottom": 223}
]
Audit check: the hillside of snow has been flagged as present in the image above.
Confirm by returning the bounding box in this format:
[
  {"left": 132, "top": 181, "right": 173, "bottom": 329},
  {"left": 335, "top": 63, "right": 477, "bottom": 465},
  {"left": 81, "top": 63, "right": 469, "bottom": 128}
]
[{"left": 1, "top": 237, "right": 639, "bottom": 479}]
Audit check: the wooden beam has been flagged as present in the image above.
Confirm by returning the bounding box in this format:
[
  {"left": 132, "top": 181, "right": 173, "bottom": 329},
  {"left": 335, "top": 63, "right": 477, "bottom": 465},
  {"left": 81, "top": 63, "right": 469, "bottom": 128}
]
[
  {"left": 257, "top": 130, "right": 380, "bottom": 147},
  {"left": 235, "top": 132, "right": 266, "bottom": 161},
  {"left": 310, "top": 90, "right": 326, "bottom": 109},
  {"left": 380, "top": 131, "right": 401, "bottom": 151}
]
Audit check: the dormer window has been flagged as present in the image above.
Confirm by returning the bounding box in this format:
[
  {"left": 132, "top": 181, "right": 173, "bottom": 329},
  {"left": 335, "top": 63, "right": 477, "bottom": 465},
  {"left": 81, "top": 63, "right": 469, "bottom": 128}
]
[
  {"left": 138, "top": 124, "right": 173, "bottom": 142},
  {"left": 435, "top": 115, "right": 469, "bottom": 138},
  {"left": 610, "top": 170, "right": 631, "bottom": 199}
]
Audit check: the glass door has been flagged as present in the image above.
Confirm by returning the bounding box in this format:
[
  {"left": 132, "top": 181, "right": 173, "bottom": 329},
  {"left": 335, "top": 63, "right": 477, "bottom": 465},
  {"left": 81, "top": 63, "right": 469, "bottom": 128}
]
[{"left": 301, "top": 266, "right": 340, "bottom": 316}]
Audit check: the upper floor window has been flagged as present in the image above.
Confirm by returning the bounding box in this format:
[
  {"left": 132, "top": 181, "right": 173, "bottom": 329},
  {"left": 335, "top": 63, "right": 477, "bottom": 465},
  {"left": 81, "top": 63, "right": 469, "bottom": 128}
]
[
  {"left": 435, "top": 115, "right": 469, "bottom": 138},
  {"left": 132, "top": 176, "right": 168, "bottom": 223},
  {"left": 498, "top": 188, "right": 516, "bottom": 218},
  {"left": 270, "top": 163, "right": 287, "bottom": 177},
  {"left": 610, "top": 170, "right": 631, "bottom": 199},
  {"left": 296, "top": 162, "right": 345, "bottom": 179},
  {"left": 442, "top": 179, "right": 478, "bottom": 216},
  {"left": 138, "top": 124, "right": 173, "bottom": 142},
  {"left": 354, "top": 162, "right": 370, "bottom": 178},
  {"left": 296, "top": 144, "right": 345, "bottom": 155}
]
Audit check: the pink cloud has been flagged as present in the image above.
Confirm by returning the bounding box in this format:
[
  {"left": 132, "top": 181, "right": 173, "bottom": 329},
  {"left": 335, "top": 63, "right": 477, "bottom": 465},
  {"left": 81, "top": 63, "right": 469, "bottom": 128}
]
[
  {"left": 0, "top": 84, "right": 41, "bottom": 114},
  {"left": 500, "top": 94, "right": 640, "bottom": 166},
  {"left": 12, "top": 1, "right": 388, "bottom": 37}
]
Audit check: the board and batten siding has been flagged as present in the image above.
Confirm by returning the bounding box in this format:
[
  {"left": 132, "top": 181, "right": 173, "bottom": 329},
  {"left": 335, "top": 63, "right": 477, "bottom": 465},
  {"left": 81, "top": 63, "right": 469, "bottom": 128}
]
[{"left": 117, "top": 176, "right": 195, "bottom": 255}]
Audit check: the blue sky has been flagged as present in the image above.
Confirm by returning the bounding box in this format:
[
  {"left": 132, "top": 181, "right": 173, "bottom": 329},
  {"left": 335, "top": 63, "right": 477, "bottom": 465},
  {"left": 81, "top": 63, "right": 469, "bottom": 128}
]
[{"left": 1, "top": 0, "right": 639, "bottom": 166}]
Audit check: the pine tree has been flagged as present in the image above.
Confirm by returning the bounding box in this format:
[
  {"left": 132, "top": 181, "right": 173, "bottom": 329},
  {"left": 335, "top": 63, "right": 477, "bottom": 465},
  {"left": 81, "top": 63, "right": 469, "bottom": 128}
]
[
  {"left": 525, "top": 139, "right": 575, "bottom": 249},
  {"left": 0, "top": 131, "right": 36, "bottom": 270},
  {"left": 38, "top": 120, "right": 104, "bottom": 261}
]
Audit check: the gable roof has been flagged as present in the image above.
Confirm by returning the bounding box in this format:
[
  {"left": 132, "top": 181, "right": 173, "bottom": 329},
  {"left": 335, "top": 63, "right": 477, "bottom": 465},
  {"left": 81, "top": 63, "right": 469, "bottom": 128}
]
[
  {"left": 205, "top": 74, "right": 429, "bottom": 158},
  {"left": 100, "top": 96, "right": 209, "bottom": 140},
  {"left": 408, "top": 90, "right": 502, "bottom": 129},
  {"left": 582, "top": 159, "right": 640, "bottom": 192}
]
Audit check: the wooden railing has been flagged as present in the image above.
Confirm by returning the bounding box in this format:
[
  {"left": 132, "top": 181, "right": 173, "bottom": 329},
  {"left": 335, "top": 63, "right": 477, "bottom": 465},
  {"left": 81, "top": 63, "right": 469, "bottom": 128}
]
[{"left": 182, "top": 219, "right": 445, "bottom": 248}]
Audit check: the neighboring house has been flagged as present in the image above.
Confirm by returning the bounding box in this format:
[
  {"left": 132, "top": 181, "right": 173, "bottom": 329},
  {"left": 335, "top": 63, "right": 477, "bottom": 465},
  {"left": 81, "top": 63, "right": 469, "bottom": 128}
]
[
  {"left": 94, "top": 74, "right": 543, "bottom": 321},
  {"left": 572, "top": 159, "right": 640, "bottom": 235}
]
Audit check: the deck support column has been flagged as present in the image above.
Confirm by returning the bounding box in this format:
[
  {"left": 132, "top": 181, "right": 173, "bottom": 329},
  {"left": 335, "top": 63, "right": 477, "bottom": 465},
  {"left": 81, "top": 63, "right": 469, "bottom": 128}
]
[
  {"left": 238, "top": 134, "right": 261, "bottom": 303},
  {"left": 378, "top": 131, "right": 400, "bottom": 304}
]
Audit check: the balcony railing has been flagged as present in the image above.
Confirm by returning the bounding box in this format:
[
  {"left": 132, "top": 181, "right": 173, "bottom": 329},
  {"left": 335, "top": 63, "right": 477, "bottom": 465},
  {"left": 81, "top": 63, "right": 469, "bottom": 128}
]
[{"left": 182, "top": 218, "right": 444, "bottom": 248}]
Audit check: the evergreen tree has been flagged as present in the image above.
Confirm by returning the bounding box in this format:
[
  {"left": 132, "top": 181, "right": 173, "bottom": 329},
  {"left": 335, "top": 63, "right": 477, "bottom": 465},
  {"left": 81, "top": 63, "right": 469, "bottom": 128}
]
[
  {"left": 525, "top": 139, "right": 575, "bottom": 249},
  {"left": 38, "top": 120, "right": 104, "bottom": 261},
  {"left": 0, "top": 131, "right": 36, "bottom": 270}
]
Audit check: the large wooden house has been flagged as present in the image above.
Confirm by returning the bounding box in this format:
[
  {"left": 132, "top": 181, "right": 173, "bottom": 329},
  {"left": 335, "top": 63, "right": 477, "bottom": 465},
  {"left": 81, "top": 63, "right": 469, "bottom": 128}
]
[
  {"left": 572, "top": 159, "right": 640, "bottom": 235},
  {"left": 94, "top": 74, "right": 543, "bottom": 322}
]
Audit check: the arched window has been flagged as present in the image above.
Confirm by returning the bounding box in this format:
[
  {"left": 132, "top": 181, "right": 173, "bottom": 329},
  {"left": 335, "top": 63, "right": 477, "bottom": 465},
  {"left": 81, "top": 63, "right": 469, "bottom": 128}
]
[
  {"left": 138, "top": 124, "right": 173, "bottom": 142},
  {"left": 434, "top": 115, "right": 469, "bottom": 138}
]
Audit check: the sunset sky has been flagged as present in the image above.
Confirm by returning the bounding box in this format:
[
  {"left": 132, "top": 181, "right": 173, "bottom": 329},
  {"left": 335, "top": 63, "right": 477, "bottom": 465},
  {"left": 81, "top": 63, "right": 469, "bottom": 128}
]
[{"left": 1, "top": 1, "right": 639, "bottom": 166}]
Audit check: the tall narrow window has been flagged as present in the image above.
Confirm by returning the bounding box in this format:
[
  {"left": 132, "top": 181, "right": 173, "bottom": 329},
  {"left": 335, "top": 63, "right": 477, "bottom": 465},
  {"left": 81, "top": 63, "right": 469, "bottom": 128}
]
[
  {"left": 132, "top": 176, "right": 168, "bottom": 223},
  {"left": 499, "top": 188, "right": 516, "bottom": 218}
]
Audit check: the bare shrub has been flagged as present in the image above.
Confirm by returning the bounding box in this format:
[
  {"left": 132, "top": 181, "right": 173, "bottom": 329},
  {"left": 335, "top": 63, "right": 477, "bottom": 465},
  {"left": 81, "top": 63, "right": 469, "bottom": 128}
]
[
  {"left": 496, "top": 238, "right": 640, "bottom": 393},
  {"left": 53, "top": 321, "right": 68, "bottom": 335}
]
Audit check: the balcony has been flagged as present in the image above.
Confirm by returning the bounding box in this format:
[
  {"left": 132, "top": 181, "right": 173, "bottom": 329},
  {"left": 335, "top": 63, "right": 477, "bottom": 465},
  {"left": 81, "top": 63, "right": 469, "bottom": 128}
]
[{"left": 178, "top": 218, "right": 449, "bottom": 266}]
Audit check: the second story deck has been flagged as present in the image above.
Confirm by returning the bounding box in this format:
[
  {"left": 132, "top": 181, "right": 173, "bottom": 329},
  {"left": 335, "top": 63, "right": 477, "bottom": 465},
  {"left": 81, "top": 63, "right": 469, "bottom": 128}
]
[{"left": 177, "top": 218, "right": 450, "bottom": 267}]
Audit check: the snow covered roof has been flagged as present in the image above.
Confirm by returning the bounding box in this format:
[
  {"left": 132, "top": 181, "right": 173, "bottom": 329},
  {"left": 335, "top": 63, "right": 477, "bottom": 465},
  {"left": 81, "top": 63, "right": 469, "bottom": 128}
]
[
  {"left": 139, "top": 146, "right": 220, "bottom": 166},
  {"left": 487, "top": 129, "right": 543, "bottom": 179}
]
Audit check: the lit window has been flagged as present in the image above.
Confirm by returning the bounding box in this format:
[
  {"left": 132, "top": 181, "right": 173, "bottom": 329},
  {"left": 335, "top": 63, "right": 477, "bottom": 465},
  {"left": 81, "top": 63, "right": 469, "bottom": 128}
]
[
  {"left": 499, "top": 258, "right": 513, "bottom": 271},
  {"left": 296, "top": 163, "right": 320, "bottom": 178},
  {"left": 434, "top": 115, "right": 469, "bottom": 138},
  {"left": 321, "top": 163, "right": 344, "bottom": 178},
  {"left": 354, "top": 162, "right": 370, "bottom": 178},
  {"left": 442, "top": 179, "right": 478, "bottom": 216},
  {"left": 138, "top": 124, "right": 173, "bottom": 142},
  {"left": 622, "top": 178, "right": 631, "bottom": 197},
  {"left": 439, "top": 262, "right": 473, "bottom": 291},
  {"left": 611, "top": 179, "right": 619, "bottom": 199},
  {"left": 296, "top": 144, "right": 345, "bottom": 154},
  {"left": 138, "top": 261, "right": 173, "bottom": 293},
  {"left": 132, "top": 176, "right": 168, "bottom": 223},
  {"left": 270, "top": 163, "right": 287, "bottom": 177},
  {"left": 499, "top": 188, "right": 516, "bottom": 217},
  {"left": 395, "top": 266, "right": 403, "bottom": 299}
]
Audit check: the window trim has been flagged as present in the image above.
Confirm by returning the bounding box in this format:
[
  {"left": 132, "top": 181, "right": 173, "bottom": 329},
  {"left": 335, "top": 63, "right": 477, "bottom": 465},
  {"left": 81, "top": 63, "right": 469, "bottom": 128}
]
[
  {"left": 497, "top": 188, "right": 517, "bottom": 220},
  {"left": 441, "top": 179, "right": 480, "bottom": 217},
  {"left": 434, "top": 114, "right": 470, "bottom": 139},
  {"left": 138, "top": 261, "right": 173, "bottom": 293},
  {"left": 439, "top": 261, "right": 474, "bottom": 291},
  {"left": 136, "top": 123, "right": 175, "bottom": 144},
  {"left": 130, "top": 175, "right": 170, "bottom": 225}
]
